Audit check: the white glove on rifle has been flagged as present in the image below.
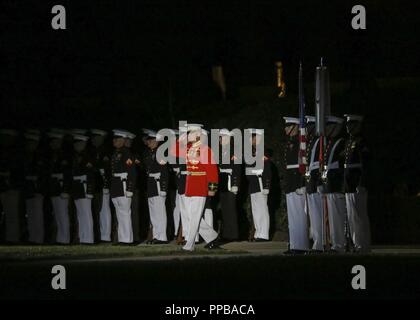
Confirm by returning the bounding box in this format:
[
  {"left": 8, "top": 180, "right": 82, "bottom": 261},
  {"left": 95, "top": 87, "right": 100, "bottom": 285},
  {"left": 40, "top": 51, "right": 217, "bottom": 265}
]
[
  {"left": 231, "top": 186, "right": 238, "bottom": 195},
  {"left": 159, "top": 191, "right": 167, "bottom": 197},
  {"left": 125, "top": 191, "right": 133, "bottom": 198}
]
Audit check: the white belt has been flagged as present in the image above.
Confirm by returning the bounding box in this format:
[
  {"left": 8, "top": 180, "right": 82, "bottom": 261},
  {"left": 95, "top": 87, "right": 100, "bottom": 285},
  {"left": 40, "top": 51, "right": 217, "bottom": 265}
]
[
  {"left": 180, "top": 171, "right": 188, "bottom": 175},
  {"left": 73, "top": 175, "right": 87, "bottom": 194},
  {"left": 326, "top": 162, "right": 339, "bottom": 170},
  {"left": 220, "top": 168, "right": 233, "bottom": 174},
  {"left": 344, "top": 163, "right": 362, "bottom": 169},
  {"left": 286, "top": 164, "right": 299, "bottom": 169},
  {"left": 148, "top": 172, "right": 161, "bottom": 179},
  {"left": 173, "top": 168, "right": 180, "bottom": 174},
  {"left": 73, "top": 175, "right": 87, "bottom": 182},
  {"left": 250, "top": 169, "right": 263, "bottom": 176},
  {"left": 113, "top": 172, "right": 128, "bottom": 179}
]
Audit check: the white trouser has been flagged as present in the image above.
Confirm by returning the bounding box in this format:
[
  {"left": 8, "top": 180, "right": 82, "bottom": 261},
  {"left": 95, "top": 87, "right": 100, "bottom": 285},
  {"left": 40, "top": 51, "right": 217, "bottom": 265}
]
[
  {"left": 1, "top": 190, "right": 21, "bottom": 243},
  {"left": 179, "top": 194, "right": 199, "bottom": 242},
  {"left": 326, "top": 193, "right": 347, "bottom": 252},
  {"left": 173, "top": 193, "right": 181, "bottom": 236},
  {"left": 286, "top": 189, "right": 309, "bottom": 250},
  {"left": 250, "top": 192, "right": 270, "bottom": 240},
  {"left": 99, "top": 193, "right": 112, "bottom": 241},
  {"left": 148, "top": 196, "right": 168, "bottom": 241},
  {"left": 112, "top": 196, "right": 133, "bottom": 243},
  {"left": 204, "top": 208, "right": 214, "bottom": 228},
  {"left": 75, "top": 198, "right": 94, "bottom": 244},
  {"left": 26, "top": 194, "right": 44, "bottom": 244},
  {"left": 51, "top": 196, "right": 70, "bottom": 244},
  {"left": 345, "top": 190, "right": 371, "bottom": 252},
  {"left": 183, "top": 196, "right": 218, "bottom": 251},
  {"left": 307, "top": 192, "right": 323, "bottom": 250}
]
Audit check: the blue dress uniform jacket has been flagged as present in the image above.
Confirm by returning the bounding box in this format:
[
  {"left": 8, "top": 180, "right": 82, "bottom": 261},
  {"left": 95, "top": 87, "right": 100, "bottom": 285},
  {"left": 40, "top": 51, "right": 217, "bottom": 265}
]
[
  {"left": 246, "top": 147, "right": 271, "bottom": 194},
  {"left": 218, "top": 145, "right": 241, "bottom": 193},
  {"left": 283, "top": 137, "right": 305, "bottom": 194},
  {"left": 24, "top": 151, "right": 49, "bottom": 198},
  {"left": 48, "top": 151, "right": 72, "bottom": 197},
  {"left": 142, "top": 147, "right": 169, "bottom": 198},
  {"left": 91, "top": 146, "right": 111, "bottom": 192},
  {"left": 0, "top": 146, "right": 24, "bottom": 193},
  {"left": 343, "top": 136, "right": 368, "bottom": 193},
  {"left": 110, "top": 147, "right": 136, "bottom": 198},
  {"left": 71, "top": 151, "right": 95, "bottom": 200},
  {"left": 324, "top": 137, "right": 345, "bottom": 193}
]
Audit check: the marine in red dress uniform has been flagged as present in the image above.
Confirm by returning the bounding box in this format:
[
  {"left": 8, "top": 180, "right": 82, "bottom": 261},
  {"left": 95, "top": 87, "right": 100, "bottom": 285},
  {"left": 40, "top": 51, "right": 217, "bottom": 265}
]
[{"left": 170, "top": 124, "right": 219, "bottom": 251}]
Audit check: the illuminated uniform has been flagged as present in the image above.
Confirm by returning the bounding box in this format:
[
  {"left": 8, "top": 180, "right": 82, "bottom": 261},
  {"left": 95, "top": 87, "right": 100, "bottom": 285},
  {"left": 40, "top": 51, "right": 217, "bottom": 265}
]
[
  {"left": 170, "top": 126, "right": 219, "bottom": 251},
  {"left": 143, "top": 130, "right": 169, "bottom": 243},
  {"left": 323, "top": 116, "right": 346, "bottom": 252},
  {"left": 110, "top": 130, "right": 136, "bottom": 244},
  {"left": 283, "top": 118, "right": 309, "bottom": 251},
  {"left": 246, "top": 129, "right": 271, "bottom": 241},
  {"left": 305, "top": 116, "right": 323, "bottom": 252}
]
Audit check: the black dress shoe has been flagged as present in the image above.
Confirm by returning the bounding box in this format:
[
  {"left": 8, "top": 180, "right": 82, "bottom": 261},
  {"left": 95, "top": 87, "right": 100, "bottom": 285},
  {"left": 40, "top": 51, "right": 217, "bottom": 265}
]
[
  {"left": 305, "top": 250, "right": 323, "bottom": 255},
  {"left": 113, "top": 242, "right": 135, "bottom": 246},
  {"left": 204, "top": 240, "right": 221, "bottom": 250},
  {"left": 283, "top": 249, "right": 306, "bottom": 255},
  {"left": 254, "top": 238, "right": 270, "bottom": 242},
  {"left": 151, "top": 239, "right": 169, "bottom": 245}
]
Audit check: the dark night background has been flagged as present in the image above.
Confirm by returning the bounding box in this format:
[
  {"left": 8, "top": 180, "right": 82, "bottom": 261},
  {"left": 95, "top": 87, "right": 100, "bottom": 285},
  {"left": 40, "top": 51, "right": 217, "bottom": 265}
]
[{"left": 1, "top": 0, "right": 419, "bottom": 243}]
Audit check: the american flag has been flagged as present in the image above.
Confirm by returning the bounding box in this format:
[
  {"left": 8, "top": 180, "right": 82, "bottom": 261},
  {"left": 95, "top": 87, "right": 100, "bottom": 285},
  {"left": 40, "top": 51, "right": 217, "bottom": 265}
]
[{"left": 298, "top": 62, "right": 307, "bottom": 174}]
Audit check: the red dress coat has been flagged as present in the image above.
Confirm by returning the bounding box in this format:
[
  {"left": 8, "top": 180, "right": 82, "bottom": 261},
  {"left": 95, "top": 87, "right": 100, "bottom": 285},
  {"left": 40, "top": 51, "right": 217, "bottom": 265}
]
[{"left": 170, "top": 140, "right": 218, "bottom": 197}]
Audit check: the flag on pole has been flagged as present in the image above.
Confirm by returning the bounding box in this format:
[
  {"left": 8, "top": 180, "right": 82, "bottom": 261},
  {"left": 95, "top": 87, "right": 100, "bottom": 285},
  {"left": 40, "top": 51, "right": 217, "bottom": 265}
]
[{"left": 298, "top": 62, "right": 307, "bottom": 174}]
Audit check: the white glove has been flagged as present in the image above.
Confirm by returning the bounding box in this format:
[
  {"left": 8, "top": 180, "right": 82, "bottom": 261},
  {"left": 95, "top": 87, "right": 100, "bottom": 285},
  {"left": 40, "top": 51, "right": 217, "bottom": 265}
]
[
  {"left": 231, "top": 186, "right": 238, "bottom": 195},
  {"left": 103, "top": 188, "right": 110, "bottom": 194},
  {"left": 159, "top": 191, "right": 167, "bottom": 197},
  {"left": 86, "top": 194, "right": 94, "bottom": 199},
  {"left": 295, "top": 187, "right": 306, "bottom": 195},
  {"left": 262, "top": 189, "right": 270, "bottom": 195},
  {"left": 317, "top": 185, "right": 325, "bottom": 194},
  {"left": 125, "top": 191, "right": 133, "bottom": 198},
  {"left": 60, "top": 193, "right": 69, "bottom": 199}
]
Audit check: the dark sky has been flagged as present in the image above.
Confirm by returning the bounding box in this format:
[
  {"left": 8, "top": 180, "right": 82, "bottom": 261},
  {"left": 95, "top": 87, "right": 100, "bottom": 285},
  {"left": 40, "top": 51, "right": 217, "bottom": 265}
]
[{"left": 1, "top": 0, "right": 419, "bottom": 117}]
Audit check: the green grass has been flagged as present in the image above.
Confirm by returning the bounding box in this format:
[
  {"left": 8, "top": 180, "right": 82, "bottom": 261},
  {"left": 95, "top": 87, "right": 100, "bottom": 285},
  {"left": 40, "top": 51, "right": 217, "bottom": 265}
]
[
  {"left": 0, "top": 244, "right": 244, "bottom": 262},
  {"left": 1, "top": 254, "right": 420, "bottom": 299}
]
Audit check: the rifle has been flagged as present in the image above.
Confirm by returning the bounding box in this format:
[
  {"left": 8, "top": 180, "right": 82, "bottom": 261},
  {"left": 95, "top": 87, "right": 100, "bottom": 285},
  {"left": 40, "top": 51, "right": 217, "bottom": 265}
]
[{"left": 315, "top": 58, "right": 331, "bottom": 252}]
